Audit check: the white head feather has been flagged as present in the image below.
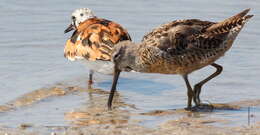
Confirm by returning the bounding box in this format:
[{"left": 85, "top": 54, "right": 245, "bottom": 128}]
[{"left": 71, "top": 8, "right": 96, "bottom": 27}]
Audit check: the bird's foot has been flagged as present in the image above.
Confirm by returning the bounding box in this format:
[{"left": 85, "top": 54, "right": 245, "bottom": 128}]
[{"left": 190, "top": 103, "right": 214, "bottom": 112}]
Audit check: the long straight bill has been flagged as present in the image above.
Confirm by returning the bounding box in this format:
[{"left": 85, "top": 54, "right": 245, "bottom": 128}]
[{"left": 107, "top": 67, "right": 121, "bottom": 110}]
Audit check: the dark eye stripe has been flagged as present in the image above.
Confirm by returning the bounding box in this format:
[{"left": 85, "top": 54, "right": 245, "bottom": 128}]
[
  {"left": 72, "top": 16, "right": 76, "bottom": 20},
  {"left": 80, "top": 13, "right": 84, "bottom": 16}
]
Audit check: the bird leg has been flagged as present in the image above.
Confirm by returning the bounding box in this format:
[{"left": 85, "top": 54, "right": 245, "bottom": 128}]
[
  {"left": 194, "top": 63, "right": 223, "bottom": 105},
  {"left": 183, "top": 75, "right": 196, "bottom": 109},
  {"left": 88, "top": 70, "right": 94, "bottom": 89}
]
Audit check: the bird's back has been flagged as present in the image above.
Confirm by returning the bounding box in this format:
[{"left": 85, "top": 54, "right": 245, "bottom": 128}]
[
  {"left": 137, "top": 9, "right": 253, "bottom": 75},
  {"left": 64, "top": 17, "right": 131, "bottom": 61}
]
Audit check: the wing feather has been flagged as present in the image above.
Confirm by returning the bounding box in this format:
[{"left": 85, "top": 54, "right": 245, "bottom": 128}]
[{"left": 64, "top": 18, "right": 131, "bottom": 61}]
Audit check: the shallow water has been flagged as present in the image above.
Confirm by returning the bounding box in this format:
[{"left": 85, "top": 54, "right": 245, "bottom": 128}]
[{"left": 0, "top": 0, "right": 260, "bottom": 129}]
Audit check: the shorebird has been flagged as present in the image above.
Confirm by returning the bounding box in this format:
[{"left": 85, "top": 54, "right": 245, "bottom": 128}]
[
  {"left": 108, "top": 9, "right": 253, "bottom": 110},
  {"left": 64, "top": 8, "right": 131, "bottom": 88}
]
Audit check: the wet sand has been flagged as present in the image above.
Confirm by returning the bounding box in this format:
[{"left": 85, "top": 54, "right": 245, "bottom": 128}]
[
  {"left": 0, "top": 123, "right": 259, "bottom": 135},
  {"left": 0, "top": 86, "right": 259, "bottom": 135}
]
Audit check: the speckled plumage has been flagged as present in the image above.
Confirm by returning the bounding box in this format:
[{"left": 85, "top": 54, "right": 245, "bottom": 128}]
[
  {"left": 108, "top": 9, "right": 253, "bottom": 110},
  {"left": 114, "top": 9, "right": 252, "bottom": 75},
  {"left": 64, "top": 17, "right": 131, "bottom": 62},
  {"left": 64, "top": 8, "right": 131, "bottom": 88}
]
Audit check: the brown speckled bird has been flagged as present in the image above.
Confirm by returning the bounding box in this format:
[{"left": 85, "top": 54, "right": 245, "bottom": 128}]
[
  {"left": 64, "top": 8, "right": 131, "bottom": 88},
  {"left": 108, "top": 9, "right": 253, "bottom": 110}
]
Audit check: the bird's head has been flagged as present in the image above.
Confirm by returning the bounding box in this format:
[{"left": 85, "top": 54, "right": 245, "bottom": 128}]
[{"left": 64, "top": 8, "right": 95, "bottom": 33}]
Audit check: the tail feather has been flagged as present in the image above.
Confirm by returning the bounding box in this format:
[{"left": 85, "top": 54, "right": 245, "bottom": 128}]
[
  {"left": 244, "top": 14, "right": 254, "bottom": 22},
  {"left": 223, "top": 8, "right": 250, "bottom": 22},
  {"left": 206, "top": 9, "right": 253, "bottom": 32},
  {"left": 195, "top": 9, "right": 254, "bottom": 51},
  {"left": 227, "top": 14, "right": 253, "bottom": 39}
]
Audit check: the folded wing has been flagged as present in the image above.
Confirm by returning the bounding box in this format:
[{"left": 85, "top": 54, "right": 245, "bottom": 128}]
[{"left": 64, "top": 18, "right": 131, "bottom": 61}]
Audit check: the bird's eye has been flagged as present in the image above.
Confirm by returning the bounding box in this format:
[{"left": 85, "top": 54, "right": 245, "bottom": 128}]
[
  {"left": 113, "top": 53, "right": 121, "bottom": 61},
  {"left": 114, "top": 53, "right": 120, "bottom": 59},
  {"left": 80, "top": 13, "right": 84, "bottom": 16}
]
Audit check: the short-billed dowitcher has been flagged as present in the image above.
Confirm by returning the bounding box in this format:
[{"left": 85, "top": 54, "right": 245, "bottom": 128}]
[
  {"left": 64, "top": 8, "right": 131, "bottom": 88},
  {"left": 108, "top": 9, "right": 253, "bottom": 110}
]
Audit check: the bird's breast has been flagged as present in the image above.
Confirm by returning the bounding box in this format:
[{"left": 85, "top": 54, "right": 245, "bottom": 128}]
[{"left": 80, "top": 60, "right": 114, "bottom": 75}]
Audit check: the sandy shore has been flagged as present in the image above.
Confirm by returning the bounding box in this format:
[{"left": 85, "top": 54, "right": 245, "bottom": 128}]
[
  {"left": 0, "top": 86, "right": 259, "bottom": 135},
  {"left": 0, "top": 121, "right": 259, "bottom": 135}
]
